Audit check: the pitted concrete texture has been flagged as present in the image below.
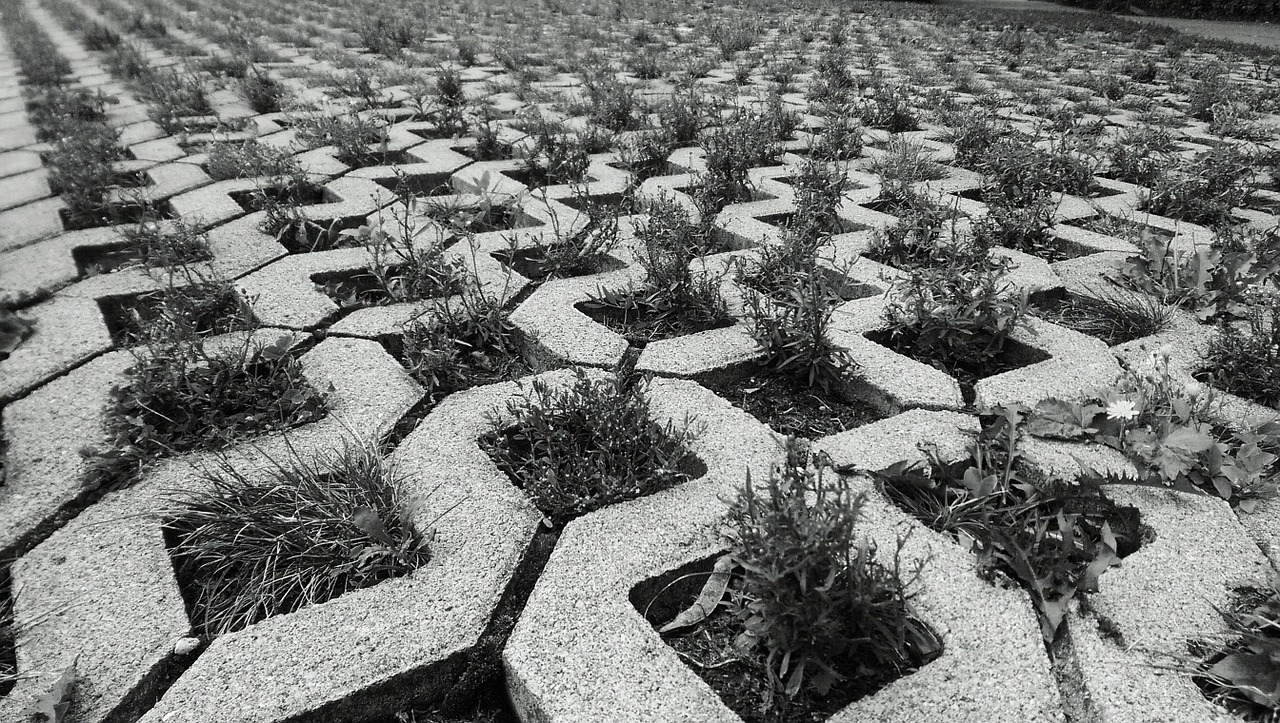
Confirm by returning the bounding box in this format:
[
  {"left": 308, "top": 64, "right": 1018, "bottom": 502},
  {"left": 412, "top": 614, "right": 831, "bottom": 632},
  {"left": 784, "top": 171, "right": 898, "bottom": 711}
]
[
  {"left": 12, "top": 336, "right": 425, "bottom": 723},
  {"left": 2, "top": 0, "right": 1279, "bottom": 720}
]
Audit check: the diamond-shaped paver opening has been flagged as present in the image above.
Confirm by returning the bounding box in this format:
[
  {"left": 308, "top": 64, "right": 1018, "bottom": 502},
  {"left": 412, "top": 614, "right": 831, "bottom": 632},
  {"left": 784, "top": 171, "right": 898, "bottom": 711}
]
[
  {"left": 478, "top": 370, "right": 709, "bottom": 527},
  {"left": 631, "top": 550, "right": 944, "bottom": 722},
  {"left": 693, "top": 359, "right": 897, "bottom": 440},
  {"left": 95, "top": 284, "right": 252, "bottom": 346},
  {"left": 863, "top": 329, "right": 1052, "bottom": 402},
  {"left": 226, "top": 181, "right": 330, "bottom": 213},
  {"left": 59, "top": 198, "right": 174, "bottom": 232}
]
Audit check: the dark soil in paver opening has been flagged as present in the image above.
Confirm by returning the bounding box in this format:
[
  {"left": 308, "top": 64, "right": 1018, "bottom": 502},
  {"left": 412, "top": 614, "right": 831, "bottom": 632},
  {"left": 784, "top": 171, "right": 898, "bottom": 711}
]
[
  {"left": 73, "top": 242, "right": 144, "bottom": 276},
  {"left": 97, "top": 285, "right": 251, "bottom": 345},
  {"left": 490, "top": 246, "right": 625, "bottom": 281},
  {"left": 632, "top": 554, "right": 930, "bottom": 723},
  {"left": 500, "top": 167, "right": 595, "bottom": 190},
  {"left": 60, "top": 201, "right": 172, "bottom": 231},
  {"left": 337, "top": 149, "right": 417, "bottom": 169},
  {"left": 229, "top": 183, "right": 330, "bottom": 213},
  {"left": 452, "top": 142, "right": 516, "bottom": 162},
  {"left": 556, "top": 190, "right": 642, "bottom": 217},
  {"left": 481, "top": 426, "right": 706, "bottom": 528},
  {"left": 373, "top": 173, "right": 456, "bottom": 197},
  {"left": 273, "top": 215, "right": 370, "bottom": 254},
  {"left": 576, "top": 296, "right": 736, "bottom": 347},
  {"left": 864, "top": 329, "right": 1051, "bottom": 404},
  {"left": 696, "top": 363, "right": 890, "bottom": 439}
]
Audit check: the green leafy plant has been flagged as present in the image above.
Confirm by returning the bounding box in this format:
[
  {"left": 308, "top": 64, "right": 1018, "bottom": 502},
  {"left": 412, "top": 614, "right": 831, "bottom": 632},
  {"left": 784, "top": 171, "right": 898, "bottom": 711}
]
[
  {"left": 1196, "top": 578, "right": 1280, "bottom": 719},
  {"left": 727, "top": 442, "right": 941, "bottom": 712},
  {"left": 876, "top": 407, "right": 1142, "bottom": 642},
  {"left": 1114, "top": 230, "right": 1279, "bottom": 321},
  {"left": 1019, "top": 349, "right": 1280, "bottom": 503},
  {"left": 1203, "top": 294, "right": 1280, "bottom": 409},
  {"left": 481, "top": 370, "right": 700, "bottom": 526},
  {"left": 166, "top": 439, "right": 432, "bottom": 636},
  {"left": 880, "top": 253, "right": 1031, "bottom": 382}
]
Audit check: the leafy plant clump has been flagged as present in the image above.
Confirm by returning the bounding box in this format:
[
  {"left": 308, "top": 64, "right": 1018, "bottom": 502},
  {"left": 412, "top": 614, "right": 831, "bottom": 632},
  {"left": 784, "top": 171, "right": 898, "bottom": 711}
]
[
  {"left": 1019, "top": 349, "right": 1280, "bottom": 504},
  {"left": 1195, "top": 578, "right": 1280, "bottom": 720},
  {"left": 1114, "top": 231, "right": 1279, "bottom": 322},
  {"left": 84, "top": 334, "right": 327, "bottom": 493},
  {"left": 580, "top": 198, "right": 732, "bottom": 345},
  {"left": 876, "top": 408, "right": 1143, "bottom": 642},
  {"left": 167, "top": 440, "right": 431, "bottom": 636},
  {"left": 481, "top": 370, "right": 701, "bottom": 526},
  {"left": 658, "top": 444, "right": 941, "bottom": 722},
  {"left": 399, "top": 292, "right": 531, "bottom": 405},
  {"left": 1203, "top": 295, "right": 1280, "bottom": 409},
  {"left": 879, "top": 253, "right": 1032, "bottom": 392}
]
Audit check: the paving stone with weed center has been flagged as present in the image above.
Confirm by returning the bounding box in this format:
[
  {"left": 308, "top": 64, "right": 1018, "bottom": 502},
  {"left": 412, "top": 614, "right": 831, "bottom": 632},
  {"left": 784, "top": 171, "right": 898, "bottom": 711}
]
[{"left": 0, "top": 0, "right": 1279, "bottom": 721}]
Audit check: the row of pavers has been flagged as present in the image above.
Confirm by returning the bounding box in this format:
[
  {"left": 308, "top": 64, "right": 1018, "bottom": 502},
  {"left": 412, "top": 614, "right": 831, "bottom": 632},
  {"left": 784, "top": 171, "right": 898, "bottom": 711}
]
[{"left": 2, "top": 0, "right": 1280, "bottom": 720}]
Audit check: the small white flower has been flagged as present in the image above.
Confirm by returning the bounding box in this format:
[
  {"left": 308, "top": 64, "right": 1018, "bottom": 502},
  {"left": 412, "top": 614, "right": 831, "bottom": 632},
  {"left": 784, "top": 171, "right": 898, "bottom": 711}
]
[
  {"left": 1106, "top": 399, "right": 1140, "bottom": 421},
  {"left": 1184, "top": 380, "right": 1204, "bottom": 399}
]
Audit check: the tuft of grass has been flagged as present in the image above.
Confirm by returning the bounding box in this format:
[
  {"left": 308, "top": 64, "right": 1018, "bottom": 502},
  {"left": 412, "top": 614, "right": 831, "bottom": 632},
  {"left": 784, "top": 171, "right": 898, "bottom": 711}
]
[
  {"left": 167, "top": 439, "right": 432, "bottom": 636},
  {"left": 726, "top": 441, "right": 941, "bottom": 713},
  {"left": 203, "top": 139, "right": 301, "bottom": 181},
  {"left": 1032, "top": 285, "right": 1172, "bottom": 347},
  {"left": 400, "top": 292, "right": 530, "bottom": 404},
  {"left": 481, "top": 370, "right": 700, "bottom": 526}
]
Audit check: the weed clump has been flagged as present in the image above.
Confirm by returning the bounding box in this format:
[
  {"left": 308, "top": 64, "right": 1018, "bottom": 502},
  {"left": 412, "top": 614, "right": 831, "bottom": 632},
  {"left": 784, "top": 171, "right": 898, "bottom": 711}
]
[
  {"left": 879, "top": 253, "right": 1031, "bottom": 389},
  {"left": 654, "top": 443, "right": 940, "bottom": 722},
  {"left": 482, "top": 371, "right": 700, "bottom": 526},
  {"left": 400, "top": 293, "right": 531, "bottom": 405},
  {"left": 1204, "top": 294, "right": 1280, "bottom": 409},
  {"left": 167, "top": 440, "right": 431, "bottom": 636},
  {"left": 581, "top": 197, "right": 731, "bottom": 344},
  {"left": 876, "top": 409, "right": 1142, "bottom": 642}
]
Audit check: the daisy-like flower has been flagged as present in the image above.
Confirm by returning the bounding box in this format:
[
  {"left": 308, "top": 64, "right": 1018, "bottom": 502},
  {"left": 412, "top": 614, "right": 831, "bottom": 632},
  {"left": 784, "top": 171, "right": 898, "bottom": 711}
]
[{"left": 1106, "top": 399, "right": 1140, "bottom": 421}]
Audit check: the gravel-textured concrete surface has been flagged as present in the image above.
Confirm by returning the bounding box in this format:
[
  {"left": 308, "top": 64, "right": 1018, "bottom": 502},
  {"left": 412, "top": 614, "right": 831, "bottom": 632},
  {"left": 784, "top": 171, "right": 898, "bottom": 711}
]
[{"left": 12, "top": 337, "right": 423, "bottom": 723}]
